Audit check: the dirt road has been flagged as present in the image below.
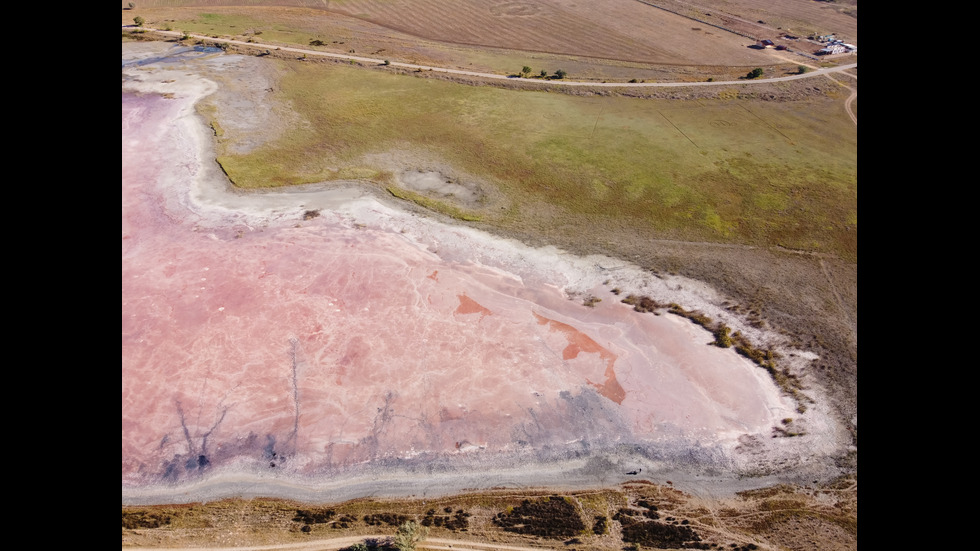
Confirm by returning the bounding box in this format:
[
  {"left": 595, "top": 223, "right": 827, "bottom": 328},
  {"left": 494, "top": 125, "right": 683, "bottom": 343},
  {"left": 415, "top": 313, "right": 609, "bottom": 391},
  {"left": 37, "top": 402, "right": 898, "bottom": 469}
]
[
  {"left": 124, "top": 27, "right": 856, "bottom": 88},
  {"left": 122, "top": 535, "right": 552, "bottom": 551}
]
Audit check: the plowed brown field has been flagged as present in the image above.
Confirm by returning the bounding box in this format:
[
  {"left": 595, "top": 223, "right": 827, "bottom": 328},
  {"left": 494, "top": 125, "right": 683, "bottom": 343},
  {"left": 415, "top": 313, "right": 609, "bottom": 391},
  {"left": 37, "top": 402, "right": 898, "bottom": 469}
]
[
  {"left": 123, "top": 0, "right": 852, "bottom": 66},
  {"left": 322, "top": 0, "right": 745, "bottom": 64},
  {"left": 656, "top": 0, "right": 858, "bottom": 41}
]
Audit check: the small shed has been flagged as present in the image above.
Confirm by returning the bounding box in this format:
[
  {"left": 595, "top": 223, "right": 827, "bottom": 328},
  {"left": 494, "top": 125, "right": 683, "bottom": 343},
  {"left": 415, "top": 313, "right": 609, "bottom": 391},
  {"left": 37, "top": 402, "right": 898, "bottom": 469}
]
[{"left": 758, "top": 39, "right": 775, "bottom": 48}]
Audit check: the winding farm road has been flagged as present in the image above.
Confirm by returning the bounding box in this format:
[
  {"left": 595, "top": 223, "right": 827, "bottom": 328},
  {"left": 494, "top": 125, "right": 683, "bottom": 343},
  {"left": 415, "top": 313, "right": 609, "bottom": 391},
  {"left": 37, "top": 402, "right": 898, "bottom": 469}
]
[{"left": 125, "top": 27, "right": 857, "bottom": 89}]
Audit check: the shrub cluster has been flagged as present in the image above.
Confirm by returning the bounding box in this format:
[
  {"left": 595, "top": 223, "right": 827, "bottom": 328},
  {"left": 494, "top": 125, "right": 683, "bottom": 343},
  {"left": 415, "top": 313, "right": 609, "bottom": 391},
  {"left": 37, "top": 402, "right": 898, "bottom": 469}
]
[
  {"left": 122, "top": 511, "right": 172, "bottom": 529},
  {"left": 621, "top": 521, "right": 707, "bottom": 548},
  {"left": 420, "top": 508, "right": 470, "bottom": 531},
  {"left": 491, "top": 497, "right": 585, "bottom": 539},
  {"left": 666, "top": 303, "right": 713, "bottom": 329},
  {"left": 341, "top": 538, "right": 396, "bottom": 551},
  {"left": 622, "top": 295, "right": 734, "bottom": 347},
  {"left": 621, "top": 294, "right": 663, "bottom": 313},
  {"left": 333, "top": 514, "right": 358, "bottom": 529},
  {"left": 614, "top": 500, "right": 707, "bottom": 549},
  {"left": 592, "top": 515, "right": 608, "bottom": 535},
  {"left": 621, "top": 293, "right": 807, "bottom": 409},
  {"left": 293, "top": 508, "right": 336, "bottom": 525},
  {"left": 713, "top": 325, "right": 733, "bottom": 348},
  {"left": 363, "top": 512, "right": 410, "bottom": 527}
]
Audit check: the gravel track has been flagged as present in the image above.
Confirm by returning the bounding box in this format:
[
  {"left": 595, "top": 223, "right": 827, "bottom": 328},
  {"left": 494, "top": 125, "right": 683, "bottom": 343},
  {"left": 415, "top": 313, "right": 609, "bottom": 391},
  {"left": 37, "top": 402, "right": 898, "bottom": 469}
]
[{"left": 123, "top": 26, "right": 856, "bottom": 88}]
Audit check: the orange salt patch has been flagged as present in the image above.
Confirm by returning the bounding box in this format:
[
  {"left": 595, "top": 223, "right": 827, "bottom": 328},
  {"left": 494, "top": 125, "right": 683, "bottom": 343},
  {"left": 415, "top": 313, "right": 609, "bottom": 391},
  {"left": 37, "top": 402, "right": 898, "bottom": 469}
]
[
  {"left": 591, "top": 369, "right": 626, "bottom": 405},
  {"left": 455, "top": 293, "right": 492, "bottom": 318},
  {"left": 427, "top": 270, "right": 439, "bottom": 281},
  {"left": 533, "top": 312, "right": 626, "bottom": 404}
]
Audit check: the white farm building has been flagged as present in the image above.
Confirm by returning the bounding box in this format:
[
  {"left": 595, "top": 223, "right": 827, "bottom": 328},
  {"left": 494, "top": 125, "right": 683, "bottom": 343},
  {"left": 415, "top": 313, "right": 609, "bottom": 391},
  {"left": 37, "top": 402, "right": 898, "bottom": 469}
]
[{"left": 817, "top": 41, "right": 856, "bottom": 55}]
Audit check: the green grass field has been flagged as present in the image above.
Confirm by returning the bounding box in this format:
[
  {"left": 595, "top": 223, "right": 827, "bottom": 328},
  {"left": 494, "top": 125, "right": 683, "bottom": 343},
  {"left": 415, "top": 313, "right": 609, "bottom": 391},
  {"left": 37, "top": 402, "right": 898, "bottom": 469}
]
[{"left": 212, "top": 60, "right": 856, "bottom": 260}]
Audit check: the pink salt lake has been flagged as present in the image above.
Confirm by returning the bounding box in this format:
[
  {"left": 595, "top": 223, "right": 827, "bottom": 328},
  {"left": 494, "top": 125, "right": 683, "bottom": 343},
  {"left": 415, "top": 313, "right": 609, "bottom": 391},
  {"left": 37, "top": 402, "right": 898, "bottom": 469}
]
[{"left": 122, "top": 46, "right": 793, "bottom": 496}]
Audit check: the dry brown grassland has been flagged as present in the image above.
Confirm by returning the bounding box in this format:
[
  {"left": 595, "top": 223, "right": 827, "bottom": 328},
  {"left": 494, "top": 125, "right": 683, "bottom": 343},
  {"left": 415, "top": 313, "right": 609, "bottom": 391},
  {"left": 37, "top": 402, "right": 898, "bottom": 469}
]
[{"left": 123, "top": 478, "right": 857, "bottom": 550}]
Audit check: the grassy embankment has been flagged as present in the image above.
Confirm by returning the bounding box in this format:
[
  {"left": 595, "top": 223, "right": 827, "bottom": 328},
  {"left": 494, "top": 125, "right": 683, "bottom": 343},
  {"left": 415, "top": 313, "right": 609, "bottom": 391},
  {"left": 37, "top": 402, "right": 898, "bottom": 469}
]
[{"left": 208, "top": 58, "right": 855, "bottom": 260}]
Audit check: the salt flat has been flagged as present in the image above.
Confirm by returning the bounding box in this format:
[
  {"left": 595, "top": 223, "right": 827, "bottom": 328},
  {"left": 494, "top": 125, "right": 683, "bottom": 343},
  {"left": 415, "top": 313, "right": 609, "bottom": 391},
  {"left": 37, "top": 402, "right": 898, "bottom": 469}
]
[{"left": 122, "top": 42, "right": 847, "bottom": 504}]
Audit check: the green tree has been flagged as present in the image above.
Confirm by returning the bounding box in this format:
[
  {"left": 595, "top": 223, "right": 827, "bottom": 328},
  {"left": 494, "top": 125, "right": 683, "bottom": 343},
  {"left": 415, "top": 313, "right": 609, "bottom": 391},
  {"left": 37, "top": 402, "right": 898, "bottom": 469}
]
[
  {"left": 128, "top": 2, "right": 135, "bottom": 9},
  {"left": 554, "top": 69, "right": 567, "bottom": 79},
  {"left": 133, "top": 16, "right": 145, "bottom": 27},
  {"left": 521, "top": 65, "right": 531, "bottom": 77},
  {"left": 746, "top": 67, "right": 763, "bottom": 79},
  {"left": 797, "top": 65, "right": 808, "bottom": 74},
  {"left": 394, "top": 520, "right": 428, "bottom": 551},
  {"left": 540, "top": 69, "right": 547, "bottom": 77}
]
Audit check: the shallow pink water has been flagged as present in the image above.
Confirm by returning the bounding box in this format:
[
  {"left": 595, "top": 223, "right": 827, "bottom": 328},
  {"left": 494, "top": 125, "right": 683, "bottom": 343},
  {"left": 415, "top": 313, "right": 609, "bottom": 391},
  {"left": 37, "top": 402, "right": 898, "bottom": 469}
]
[{"left": 122, "top": 73, "right": 788, "bottom": 486}]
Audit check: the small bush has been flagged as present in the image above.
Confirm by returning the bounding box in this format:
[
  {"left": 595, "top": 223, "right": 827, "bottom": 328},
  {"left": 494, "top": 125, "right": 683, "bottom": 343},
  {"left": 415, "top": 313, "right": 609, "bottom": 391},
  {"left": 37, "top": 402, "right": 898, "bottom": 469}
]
[
  {"left": 394, "top": 520, "right": 428, "bottom": 551},
  {"left": 593, "top": 515, "right": 608, "bottom": 535},
  {"left": 712, "top": 325, "right": 733, "bottom": 348}
]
